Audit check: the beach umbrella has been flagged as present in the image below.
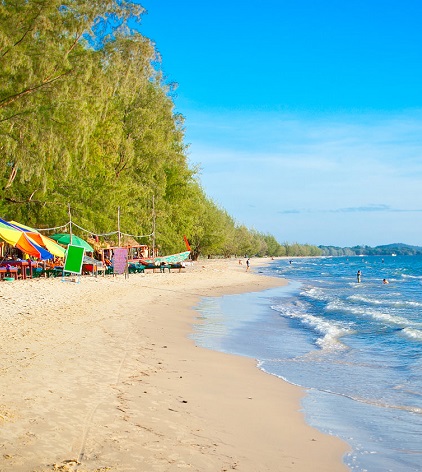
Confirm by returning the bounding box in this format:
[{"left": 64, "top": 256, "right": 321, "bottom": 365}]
[
  {"left": 50, "top": 233, "right": 94, "bottom": 252},
  {"left": 0, "top": 217, "right": 53, "bottom": 260},
  {"left": 9, "top": 221, "right": 66, "bottom": 258}
]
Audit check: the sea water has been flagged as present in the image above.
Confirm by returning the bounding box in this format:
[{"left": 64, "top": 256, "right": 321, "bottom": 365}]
[{"left": 191, "top": 256, "right": 422, "bottom": 472}]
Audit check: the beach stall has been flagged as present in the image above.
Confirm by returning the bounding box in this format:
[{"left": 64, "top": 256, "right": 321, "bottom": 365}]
[{"left": 98, "top": 244, "right": 150, "bottom": 265}]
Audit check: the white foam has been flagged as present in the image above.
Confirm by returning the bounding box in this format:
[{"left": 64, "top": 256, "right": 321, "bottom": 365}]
[
  {"left": 271, "top": 303, "right": 353, "bottom": 351},
  {"left": 301, "top": 286, "right": 330, "bottom": 301},
  {"left": 326, "top": 299, "right": 420, "bottom": 329},
  {"left": 401, "top": 327, "right": 422, "bottom": 342},
  {"left": 402, "top": 274, "right": 422, "bottom": 280},
  {"left": 348, "top": 294, "right": 422, "bottom": 308},
  {"left": 366, "top": 310, "right": 410, "bottom": 326}
]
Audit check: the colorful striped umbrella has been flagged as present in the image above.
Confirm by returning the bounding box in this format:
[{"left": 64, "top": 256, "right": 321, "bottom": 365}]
[
  {"left": 9, "top": 221, "right": 66, "bottom": 258},
  {"left": 0, "top": 217, "right": 53, "bottom": 260}
]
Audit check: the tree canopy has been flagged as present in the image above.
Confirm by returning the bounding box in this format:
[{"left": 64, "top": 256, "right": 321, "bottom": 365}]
[{"left": 0, "top": 1, "right": 320, "bottom": 259}]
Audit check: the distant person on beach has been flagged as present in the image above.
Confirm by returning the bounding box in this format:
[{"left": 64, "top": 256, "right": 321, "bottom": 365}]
[
  {"left": 383, "top": 278, "right": 389, "bottom": 284},
  {"left": 246, "top": 258, "right": 250, "bottom": 271},
  {"left": 357, "top": 270, "right": 362, "bottom": 283},
  {"left": 239, "top": 259, "right": 242, "bottom": 265}
]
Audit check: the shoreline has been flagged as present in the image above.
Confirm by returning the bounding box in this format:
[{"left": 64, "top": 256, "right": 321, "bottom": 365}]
[{"left": 0, "top": 257, "right": 349, "bottom": 471}]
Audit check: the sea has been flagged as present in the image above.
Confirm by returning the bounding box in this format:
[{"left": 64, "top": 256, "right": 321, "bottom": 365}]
[{"left": 191, "top": 255, "right": 422, "bottom": 472}]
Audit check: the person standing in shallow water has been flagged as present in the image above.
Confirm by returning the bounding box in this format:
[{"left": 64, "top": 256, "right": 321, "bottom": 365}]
[{"left": 357, "top": 270, "right": 362, "bottom": 283}]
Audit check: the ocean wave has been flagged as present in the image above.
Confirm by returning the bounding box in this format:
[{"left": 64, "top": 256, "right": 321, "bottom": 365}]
[
  {"left": 402, "top": 274, "right": 422, "bottom": 280},
  {"left": 325, "top": 299, "right": 421, "bottom": 329},
  {"left": 300, "top": 286, "right": 330, "bottom": 302},
  {"left": 258, "top": 363, "right": 422, "bottom": 415},
  {"left": 271, "top": 302, "right": 353, "bottom": 351},
  {"left": 401, "top": 327, "right": 422, "bottom": 342},
  {"left": 306, "top": 387, "right": 422, "bottom": 415},
  {"left": 348, "top": 294, "right": 422, "bottom": 308}
]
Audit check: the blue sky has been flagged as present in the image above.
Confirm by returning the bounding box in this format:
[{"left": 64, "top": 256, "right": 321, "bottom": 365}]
[{"left": 138, "top": 0, "right": 422, "bottom": 247}]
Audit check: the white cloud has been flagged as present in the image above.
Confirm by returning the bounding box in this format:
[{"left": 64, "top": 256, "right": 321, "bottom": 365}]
[{"left": 185, "top": 109, "right": 422, "bottom": 246}]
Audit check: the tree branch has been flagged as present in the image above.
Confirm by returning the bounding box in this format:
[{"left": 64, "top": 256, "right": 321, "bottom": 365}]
[
  {"left": 0, "top": 71, "right": 70, "bottom": 110},
  {"left": 3, "top": 196, "right": 64, "bottom": 206},
  {"left": 0, "top": 109, "right": 34, "bottom": 124},
  {"left": 1, "top": 2, "right": 47, "bottom": 58},
  {"left": 3, "top": 164, "right": 18, "bottom": 190},
  {"left": 66, "top": 32, "right": 84, "bottom": 56}
]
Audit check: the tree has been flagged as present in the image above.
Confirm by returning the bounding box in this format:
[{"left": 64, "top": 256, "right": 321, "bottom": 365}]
[
  {"left": 0, "top": 0, "right": 144, "bottom": 212},
  {"left": 0, "top": 2, "right": 299, "bottom": 260}
]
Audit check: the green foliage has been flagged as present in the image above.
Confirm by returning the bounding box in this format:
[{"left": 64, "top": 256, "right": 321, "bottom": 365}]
[
  {"left": 319, "top": 244, "right": 422, "bottom": 256},
  {"left": 0, "top": 1, "right": 312, "bottom": 258}
]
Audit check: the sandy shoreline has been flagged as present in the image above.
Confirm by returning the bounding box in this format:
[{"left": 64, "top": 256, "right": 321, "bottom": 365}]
[{"left": 0, "top": 258, "right": 349, "bottom": 471}]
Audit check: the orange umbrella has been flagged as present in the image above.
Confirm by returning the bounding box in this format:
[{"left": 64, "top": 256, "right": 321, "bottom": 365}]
[
  {"left": 9, "top": 221, "right": 66, "bottom": 257},
  {"left": 0, "top": 218, "right": 53, "bottom": 260}
]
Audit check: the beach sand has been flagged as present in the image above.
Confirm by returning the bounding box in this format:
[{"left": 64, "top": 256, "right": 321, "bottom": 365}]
[{"left": 0, "top": 258, "right": 349, "bottom": 471}]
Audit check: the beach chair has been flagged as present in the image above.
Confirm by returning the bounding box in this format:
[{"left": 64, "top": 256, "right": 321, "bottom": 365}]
[
  {"left": 6, "top": 267, "right": 19, "bottom": 279},
  {"left": 31, "top": 267, "right": 44, "bottom": 278},
  {"left": 170, "top": 263, "right": 184, "bottom": 272}
]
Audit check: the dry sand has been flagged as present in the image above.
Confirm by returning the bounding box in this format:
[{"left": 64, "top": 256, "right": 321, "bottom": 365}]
[{"left": 0, "top": 258, "right": 349, "bottom": 471}]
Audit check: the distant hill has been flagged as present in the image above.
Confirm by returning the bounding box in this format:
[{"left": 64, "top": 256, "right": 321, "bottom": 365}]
[{"left": 318, "top": 243, "right": 422, "bottom": 257}]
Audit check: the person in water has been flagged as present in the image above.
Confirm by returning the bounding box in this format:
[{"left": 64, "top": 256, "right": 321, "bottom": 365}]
[
  {"left": 383, "top": 278, "right": 389, "bottom": 284},
  {"left": 357, "top": 270, "right": 362, "bottom": 283}
]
